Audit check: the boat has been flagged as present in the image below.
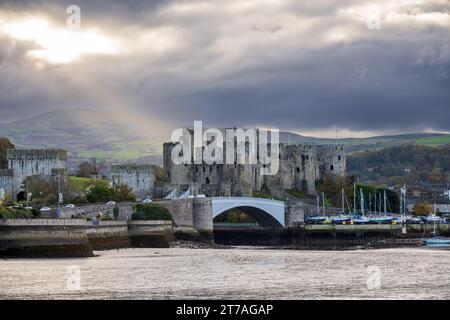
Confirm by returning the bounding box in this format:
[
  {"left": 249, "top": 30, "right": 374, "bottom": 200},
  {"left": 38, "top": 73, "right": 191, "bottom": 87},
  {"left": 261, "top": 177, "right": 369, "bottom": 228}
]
[
  {"left": 306, "top": 216, "right": 327, "bottom": 224},
  {"left": 410, "top": 216, "right": 422, "bottom": 224},
  {"left": 422, "top": 237, "right": 450, "bottom": 247},
  {"left": 351, "top": 188, "right": 371, "bottom": 224},
  {"left": 331, "top": 215, "right": 351, "bottom": 224},
  {"left": 369, "top": 215, "right": 394, "bottom": 224},
  {"left": 421, "top": 203, "right": 450, "bottom": 248},
  {"left": 426, "top": 215, "right": 443, "bottom": 223},
  {"left": 352, "top": 215, "right": 370, "bottom": 224}
]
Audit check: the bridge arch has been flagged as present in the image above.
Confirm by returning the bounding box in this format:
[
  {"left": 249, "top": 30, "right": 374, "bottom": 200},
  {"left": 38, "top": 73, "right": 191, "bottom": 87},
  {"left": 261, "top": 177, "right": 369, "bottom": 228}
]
[{"left": 212, "top": 197, "right": 285, "bottom": 227}]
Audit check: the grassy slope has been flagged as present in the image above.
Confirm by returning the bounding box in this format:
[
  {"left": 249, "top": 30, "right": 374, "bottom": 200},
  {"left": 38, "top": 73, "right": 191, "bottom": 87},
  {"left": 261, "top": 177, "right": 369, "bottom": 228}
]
[
  {"left": 415, "top": 134, "right": 450, "bottom": 146},
  {"left": 68, "top": 176, "right": 94, "bottom": 193}
]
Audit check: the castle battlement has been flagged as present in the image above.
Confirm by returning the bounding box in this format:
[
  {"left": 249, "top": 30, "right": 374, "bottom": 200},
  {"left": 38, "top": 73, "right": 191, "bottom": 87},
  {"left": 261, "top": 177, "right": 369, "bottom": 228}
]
[
  {"left": 0, "top": 169, "right": 14, "bottom": 177},
  {"left": 111, "top": 164, "right": 154, "bottom": 173},
  {"left": 7, "top": 149, "right": 67, "bottom": 160},
  {"left": 1, "top": 148, "right": 68, "bottom": 200}
]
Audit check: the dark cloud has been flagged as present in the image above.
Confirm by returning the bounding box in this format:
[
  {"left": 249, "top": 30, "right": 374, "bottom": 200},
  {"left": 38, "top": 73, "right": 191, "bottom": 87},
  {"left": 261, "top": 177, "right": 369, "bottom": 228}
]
[{"left": 0, "top": 0, "right": 448, "bottom": 135}]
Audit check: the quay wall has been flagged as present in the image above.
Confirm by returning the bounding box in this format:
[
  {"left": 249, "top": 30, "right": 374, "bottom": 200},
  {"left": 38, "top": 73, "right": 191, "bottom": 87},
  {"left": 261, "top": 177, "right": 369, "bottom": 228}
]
[
  {"left": 213, "top": 224, "right": 450, "bottom": 249},
  {"left": 0, "top": 219, "right": 93, "bottom": 258},
  {"left": 0, "top": 219, "right": 174, "bottom": 258}
]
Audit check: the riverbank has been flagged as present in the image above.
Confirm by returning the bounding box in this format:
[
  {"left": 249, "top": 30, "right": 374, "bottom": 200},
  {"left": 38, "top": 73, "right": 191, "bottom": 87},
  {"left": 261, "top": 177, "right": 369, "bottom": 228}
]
[
  {"left": 1, "top": 247, "right": 449, "bottom": 299},
  {"left": 2, "top": 219, "right": 448, "bottom": 257},
  {"left": 0, "top": 219, "right": 177, "bottom": 258}
]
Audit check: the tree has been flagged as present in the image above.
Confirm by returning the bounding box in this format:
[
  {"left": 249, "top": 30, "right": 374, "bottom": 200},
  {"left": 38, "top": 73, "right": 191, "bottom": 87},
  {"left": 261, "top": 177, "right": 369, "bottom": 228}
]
[
  {"left": 317, "top": 176, "right": 354, "bottom": 208},
  {"left": 77, "top": 158, "right": 105, "bottom": 178},
  {"left": 114, "top": 184, "right": 136, "bottom": 202},
  {"left": 23, "top": 175, "right": 79, "bottom": 207},
  {"left": 0, "top": 137, "right": 14, "bottom": 169},
  {"left": 86, "top": 180, "right": 136, "bottom": 203},
  {"left": 412, "top": 202, "right": 433, "bottom": 216},
  {"left": 86, "top": 180, "right": 114, "bottom": 203}
]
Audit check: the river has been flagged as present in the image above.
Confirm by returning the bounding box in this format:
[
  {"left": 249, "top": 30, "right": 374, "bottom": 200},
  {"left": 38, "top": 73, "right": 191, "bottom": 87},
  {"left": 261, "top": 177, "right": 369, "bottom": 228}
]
[{"left": 1, "top": 247, "right": 449, "bottom": 299}]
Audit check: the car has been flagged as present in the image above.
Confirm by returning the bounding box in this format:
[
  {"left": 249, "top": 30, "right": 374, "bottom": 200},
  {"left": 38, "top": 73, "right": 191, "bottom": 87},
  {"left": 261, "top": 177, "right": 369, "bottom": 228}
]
[
  {"left": 40, "top": 207, "right": 51, "bottom": 211},
  {"left": 65, "top": 204, "right": 76, "bottom": 209},
  {"left": 196, "top": 194, "right": 206, "bottom": 198},
  {"left": 142, "top": 199, "right": 152, "bottom": 204},
  {"left": 106, "top": 201, "right": 116, "bottom": 206}
]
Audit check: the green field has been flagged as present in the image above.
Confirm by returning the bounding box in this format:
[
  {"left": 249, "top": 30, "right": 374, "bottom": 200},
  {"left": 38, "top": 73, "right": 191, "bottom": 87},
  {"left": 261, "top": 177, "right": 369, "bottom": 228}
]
[
  {"left": 415, "top": 134, "right": 450, "bottom": 146},
  {"left": 68, "top": 176, "right": 94, "bottom": 192},
  {"left": 76, "top": 140, "right": 162, "bottom": 160}
]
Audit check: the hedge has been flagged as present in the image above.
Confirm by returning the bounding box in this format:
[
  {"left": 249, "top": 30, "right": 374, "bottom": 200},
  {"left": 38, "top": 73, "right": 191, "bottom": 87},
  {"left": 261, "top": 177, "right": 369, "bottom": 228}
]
[
  {"left": 0, "top": 207, "right": 34, "bottom": 219},
  {"left": 132, "top": 203, "right": 172, "bottom": 221}
]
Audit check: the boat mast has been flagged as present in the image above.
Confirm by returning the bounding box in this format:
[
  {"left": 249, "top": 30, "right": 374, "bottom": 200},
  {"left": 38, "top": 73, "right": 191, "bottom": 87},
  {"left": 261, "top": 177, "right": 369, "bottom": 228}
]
[
  {"left": 342, "top": 188, "right": 345, "bottom": 214},
  {"left": 322, "top": 192, "right": 325, "bottom": 215},
  {"left": 353, "top": 182, "right": 356, "bottom": 215},
  {"left": 360, "top": 189, "right": 365, "bottom": 217},
  {"left": 433, "top": 203, "right": 436, "bottom": 236},
  {"left": 373, "top": 193, "right": 376, "bottom": 214},
  {"left": 383, "top": 190, "right": 387, "bottom": 214},
  {"left": 403, "top": 184, "right": 407, "bottom": 216},
  {"left": 316, "top": 194, "right": 320, "bottom": 215}
]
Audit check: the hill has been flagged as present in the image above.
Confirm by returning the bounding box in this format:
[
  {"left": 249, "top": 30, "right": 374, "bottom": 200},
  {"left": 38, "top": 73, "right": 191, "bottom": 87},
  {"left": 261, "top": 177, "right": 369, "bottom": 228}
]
[
  {"left": 0, "top": 109, "right": 448, "bottom": 162},
  {"left": 280, "top": 132, "right": 450, "bottom": 152},
  {"left": 0, "top": 109, "right": 172, "bottom": 162},
  {"left": 347, "top": 144, "right": 450, "bottom": 185}
]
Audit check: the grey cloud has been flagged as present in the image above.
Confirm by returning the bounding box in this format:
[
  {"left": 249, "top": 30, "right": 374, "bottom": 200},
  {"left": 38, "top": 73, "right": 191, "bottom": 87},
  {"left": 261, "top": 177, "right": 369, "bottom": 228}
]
[{"left": 0, "top": 0, "right": 448, "bottom": 134}]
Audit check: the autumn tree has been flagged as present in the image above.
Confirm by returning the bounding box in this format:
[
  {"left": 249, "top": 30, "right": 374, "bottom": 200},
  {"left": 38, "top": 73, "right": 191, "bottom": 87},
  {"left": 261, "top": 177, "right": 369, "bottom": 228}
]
[
  {"left": 77, "top": 158, "right": 105, "bottom": 178},
  {"left": 0, "top": 137, "right": 14, "bottom": 169},
  {"left": 412, "top": 202, "right": 433, "bottom": 215}
]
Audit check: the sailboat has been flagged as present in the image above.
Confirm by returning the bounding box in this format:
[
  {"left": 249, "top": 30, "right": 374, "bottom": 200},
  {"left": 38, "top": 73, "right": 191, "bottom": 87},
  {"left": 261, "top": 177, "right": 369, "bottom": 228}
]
[
  {"left": 328, "top": 189, "right": 351, "bottom": 224},
  {"left": 422, "top": 203, "right": 450, "bottom": 247},
  {"left": 352, "top": 188, "right": 370, "bottom": 224},
  {"left": 306, "top": 194, "right": 327, "bottom": 224},
  {"left": 369, "top": 190, "right": 394, "bottom": 224}
]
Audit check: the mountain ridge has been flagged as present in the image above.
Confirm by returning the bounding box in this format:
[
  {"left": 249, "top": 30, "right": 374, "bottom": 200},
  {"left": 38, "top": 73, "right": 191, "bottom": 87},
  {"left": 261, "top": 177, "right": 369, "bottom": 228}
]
[{"left": 0, "top": 109, "right": 449, "bottom": 161}]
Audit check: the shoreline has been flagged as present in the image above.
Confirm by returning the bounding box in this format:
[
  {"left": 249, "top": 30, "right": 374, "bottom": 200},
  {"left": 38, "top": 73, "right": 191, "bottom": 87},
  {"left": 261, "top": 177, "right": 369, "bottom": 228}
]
[{"left": 1, "top": 219, "right": 448, "bottom": 258}]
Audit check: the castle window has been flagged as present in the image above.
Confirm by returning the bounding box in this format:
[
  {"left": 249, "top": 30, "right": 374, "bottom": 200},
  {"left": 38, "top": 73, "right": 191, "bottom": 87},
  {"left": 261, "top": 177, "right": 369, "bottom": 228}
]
[
  {"left": 338, "top": 155, "right": 341, "bottom": 161},
  {"left": 306, "top": 155, "right": 309, "bottom": 161},
  {"left": 195, "top": 166, "right": 198, "bottom": 173},
  {"left": 209, "top": 167, "right": 213, "bottom": 172},
  {"left": 203, "top": 166, "right": 206, "bottom": 173},
  {"left": 330, "top": 165, "right": 334, "bottom": 171},
  {"left": 296, "top": 167, "right": 300, "bottom": 173},
  {"left": 206, "top": 177, "right": 210, "bottom": 184}
]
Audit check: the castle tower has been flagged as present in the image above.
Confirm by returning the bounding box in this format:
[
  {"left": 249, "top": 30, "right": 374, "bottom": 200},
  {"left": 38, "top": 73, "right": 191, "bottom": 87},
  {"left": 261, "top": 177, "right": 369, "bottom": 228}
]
[
  {"left": 110, "top": 164, "right": 155, "bottom": 199},
  {"left": 6, "top": 149, "right": 67, "bottom": 199}
]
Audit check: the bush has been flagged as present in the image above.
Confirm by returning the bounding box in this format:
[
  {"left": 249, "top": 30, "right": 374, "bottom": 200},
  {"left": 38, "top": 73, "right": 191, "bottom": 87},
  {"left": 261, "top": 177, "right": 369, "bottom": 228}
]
[
  {"left": 98, "top": 214, "right": 113, "bottom": 221},
  {"left": 86, "top": 181, "right": 136, "bottom": 203},
  {"left": 0, "top": 207, "right": 33, "bottom": 219},
  {"left": 132, "top": 203, "right": 172, "bottom": 221}
]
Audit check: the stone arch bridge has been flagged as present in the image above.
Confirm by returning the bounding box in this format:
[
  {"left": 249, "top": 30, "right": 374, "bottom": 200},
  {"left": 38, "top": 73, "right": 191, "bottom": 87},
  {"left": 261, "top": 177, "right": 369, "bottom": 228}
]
[{"left": 154, "top": 197, "right": 305, "bottom": 239}]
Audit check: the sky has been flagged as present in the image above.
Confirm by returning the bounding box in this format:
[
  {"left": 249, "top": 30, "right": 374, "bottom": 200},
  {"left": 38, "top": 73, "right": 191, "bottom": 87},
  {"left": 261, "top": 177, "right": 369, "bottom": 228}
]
[{"left": 0, "top": 0, "right": 449, "bottom": 138}]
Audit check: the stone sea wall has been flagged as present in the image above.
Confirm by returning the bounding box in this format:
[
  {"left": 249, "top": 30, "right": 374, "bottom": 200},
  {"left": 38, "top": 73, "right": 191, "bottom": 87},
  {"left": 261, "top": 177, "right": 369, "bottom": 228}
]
[{"left": 0, "top": 219, "right": 174, "bottom": 258}]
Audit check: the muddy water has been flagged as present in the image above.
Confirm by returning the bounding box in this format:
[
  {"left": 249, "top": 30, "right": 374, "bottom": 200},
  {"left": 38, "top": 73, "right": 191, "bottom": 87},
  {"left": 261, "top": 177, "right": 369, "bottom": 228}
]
[{"left": 1, "top": 248, "right": 449, "bottom": 299}]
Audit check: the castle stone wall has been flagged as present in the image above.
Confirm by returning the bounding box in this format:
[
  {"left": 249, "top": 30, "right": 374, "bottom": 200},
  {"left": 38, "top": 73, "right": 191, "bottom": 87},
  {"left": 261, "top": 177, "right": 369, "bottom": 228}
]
[
  {"left": 3, "top": 149, "right": 67, "bottom": 198},
  {"left": 110, "top": 165, "right": 155, "bottom": 200},
  {"left": 163, "top": 138, "right": 346, "bottom": 198}
]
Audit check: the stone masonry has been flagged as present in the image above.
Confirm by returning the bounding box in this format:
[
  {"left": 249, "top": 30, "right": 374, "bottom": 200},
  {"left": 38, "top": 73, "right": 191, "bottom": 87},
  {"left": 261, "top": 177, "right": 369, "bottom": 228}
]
[
  {"left": 0, "top": 149, "right": 67, "bottom": 200},
  {"left": 110, "top": 164, "right": 155, "bottom": 200},
  {"left": 163, "top": 131, "right": 346, "bottom": 198}
]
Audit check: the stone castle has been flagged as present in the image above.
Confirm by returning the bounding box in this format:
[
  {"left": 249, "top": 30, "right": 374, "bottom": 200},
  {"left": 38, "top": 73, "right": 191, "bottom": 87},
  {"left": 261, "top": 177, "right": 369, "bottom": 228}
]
[
  {"left": 0, "top": 149, "right": 67, "bottom": 200},
  {"left": 111, "top": 164, "right": 155, "bottom": 199},
  {"left": 163, "top": 135, "right": 346, "bottom": 198}
]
